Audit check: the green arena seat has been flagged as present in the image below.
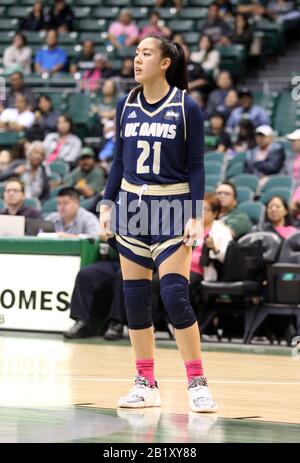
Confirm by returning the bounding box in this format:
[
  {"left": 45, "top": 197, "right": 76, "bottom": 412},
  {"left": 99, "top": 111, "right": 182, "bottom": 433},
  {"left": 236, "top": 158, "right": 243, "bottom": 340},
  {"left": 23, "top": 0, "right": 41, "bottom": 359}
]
[
  {"left": 236, "top": 186, "right": 254, "bottom": 203},
  {"left": 237, "top": 200, "right": 265, "bottom": 225},
  {"left": 74, "top": 0, "right": 103, "bottom": 5},
  {"left": 133, "top": 0, "right": 157, "bottom": 5},
  {"left": 0, "top": 199, "right": 5, "bottom": 210},
  {"left": 92, "top": 6, "right": 120, "bottom": 19},
  {"left": 204, "top": 151, "right": 225, "bottom": 164},
  {"left": 66, "top": 93, "right": 93, "bottom": 126},
  {"left": 0, "top": 19, "right": 19, "bottom": 30},
  {"left": 0, "top": 131, "right": 24, "bottom": 148},
  {"left": 130, "top": 7, "right": 149, "bottom": 20},
  {"left": 104, "top": 0, "right": 132, "bottom": 5},
  {"left": 77, "top": 19, "right": 107, "bottom": 32},
  {"left": 42, "top": 197, "right": 58, "bottom": 214},
  {"left": 0, "top": 31, "right": 14, "bottom": 43},
  {"left": 7, "top": 6, "right": 31, "bottom": 19},
  {"left": 156, "top": 8, "right": 177, "bottom": 20},
  {"left": 205, "top": 174, "right": 221, "bottom": 188},
  {"left": 254, "top": 19, "right": 285, "bottom": 55},
  {"left": 182, "top": 32, "right": 201, "bottom": 46},
  {"left": 260, "top": 187, "right": 292, "bottom": 205},
  {"left": 24, "top": 198, "right": 41, "bottom": 210},
  {"left": 274, "top": 91, "right": 297, "bottom": 136},
  {"left": 225, "top": 161, "right": 244, "bottom": 179},
  {"left": 49, "top": 161, "right": 70, "bottom": 179},
  {"left": 231, "top": 174, "right": 259, "bottom": 193},
  {"left": 190, "top": 0, "right": 214, "bottom": 5},
  {"left": 73, "top": 6, "right": 91, "bottom": 18},
  {"left": 167, "top": 19, "right": 195, "bottom": 33},
  {"left": 204, "top": 161, "right": 223, "bottom": 177},
  {"left": 260, "top": 176, "right": 293, "bottom": 194},
  {"left": 178, "top": 7, "right": 208, "bottom": 19},
  {"left": 217, "top": 45, "right": 247, "bottom": 79}
]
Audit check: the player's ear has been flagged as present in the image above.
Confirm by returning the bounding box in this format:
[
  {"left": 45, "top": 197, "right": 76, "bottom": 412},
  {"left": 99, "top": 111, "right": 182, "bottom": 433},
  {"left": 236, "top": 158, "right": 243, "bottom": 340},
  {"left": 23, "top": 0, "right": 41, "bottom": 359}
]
[{"left": 161, "top": 57, "right": 171, "bottom": 72}]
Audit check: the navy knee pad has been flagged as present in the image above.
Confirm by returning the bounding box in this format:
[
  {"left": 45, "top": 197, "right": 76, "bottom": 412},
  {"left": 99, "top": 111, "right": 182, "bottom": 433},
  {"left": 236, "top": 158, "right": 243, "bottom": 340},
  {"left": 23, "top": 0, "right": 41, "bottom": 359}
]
[
  {"left": 123, "top": 279, "right": 152, "bottom": 330},
  {"left": 160, "top": 273, "right": 197, "bottom": 330}
]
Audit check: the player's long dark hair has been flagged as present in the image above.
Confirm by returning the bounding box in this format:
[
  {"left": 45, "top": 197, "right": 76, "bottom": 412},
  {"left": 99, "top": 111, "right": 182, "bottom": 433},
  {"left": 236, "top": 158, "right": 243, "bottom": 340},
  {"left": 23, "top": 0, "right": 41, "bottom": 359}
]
[{"left": 129, "top": 36, "right": 188, "bottom": 103}]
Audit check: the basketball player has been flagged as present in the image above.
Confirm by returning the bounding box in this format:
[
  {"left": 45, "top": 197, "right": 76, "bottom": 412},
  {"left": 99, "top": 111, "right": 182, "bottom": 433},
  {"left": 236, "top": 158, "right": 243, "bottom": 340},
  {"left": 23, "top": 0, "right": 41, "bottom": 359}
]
[{"left": 100, "top": 36, "right": 217, "bottom": 413}]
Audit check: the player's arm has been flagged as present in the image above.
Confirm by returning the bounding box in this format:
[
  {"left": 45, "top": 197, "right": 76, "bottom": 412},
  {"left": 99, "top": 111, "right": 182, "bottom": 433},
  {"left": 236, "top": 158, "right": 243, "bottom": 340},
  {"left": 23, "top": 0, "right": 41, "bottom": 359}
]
[{"left": 183, "top": 96, "right": 205, "bottom": 246}]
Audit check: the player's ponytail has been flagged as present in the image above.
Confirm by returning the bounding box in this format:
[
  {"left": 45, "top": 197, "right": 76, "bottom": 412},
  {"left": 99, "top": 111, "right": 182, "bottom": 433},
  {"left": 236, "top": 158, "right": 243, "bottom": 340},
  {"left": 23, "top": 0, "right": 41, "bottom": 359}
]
[{"left": 165, "top": 41, "right": 188, "bottom": 92}]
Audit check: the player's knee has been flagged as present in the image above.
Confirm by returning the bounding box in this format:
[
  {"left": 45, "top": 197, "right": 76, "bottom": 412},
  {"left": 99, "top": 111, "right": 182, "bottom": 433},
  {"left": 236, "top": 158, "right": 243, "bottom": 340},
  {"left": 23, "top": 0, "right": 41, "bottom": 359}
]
[
  {"left": 160, "top": 273, "right": 196, "bottom": 329},
  {"left": 123, "top": 279, "right": 152, "bottom": 330}
]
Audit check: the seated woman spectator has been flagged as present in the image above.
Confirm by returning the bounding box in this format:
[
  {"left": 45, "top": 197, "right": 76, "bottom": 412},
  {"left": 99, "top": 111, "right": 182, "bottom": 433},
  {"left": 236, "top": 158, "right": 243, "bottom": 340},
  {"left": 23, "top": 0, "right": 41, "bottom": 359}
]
[
  {"left": 0, "top": 94, "right": 35, "bottom": 132},
  {"left": 0, "top": 141, "right": 49, "bottom": 202},
  {"left": 190, "top": 35, "right": 220, "bottom": 77},
  {"left": 231, "top": 14, "right": 253, "bottom": 49},
  {"left": 29, "top": 95, "right": 60, "bottom": 139},
  {"left": 231, "top": 119, "right": 257, "bottom": 153},
  {"left": 140, "top": 10, "right": 171, "bottom": 40},
  {"left": 3, "top": 33, "right": 32, "bottom": 75},
  {"left": 108, "top": 9, "right": 139, "bottom": 50},
  {"left": 43, "top": 115, "right": 82, "bottom": 166},
  {"left": 214, "top": 89, "right": 239, "bottom": 121},
  {"left": 252, "top": 196, "right": 297, "bottom": 240},
  {"left": 80, "top": 54, "right": 113, "bottom": 93},
  {"left": 20, "top": 1, "right": 46, "bottom": 31},
  {"left": 47, "top": 0, "right": 74, "bottom": 32},
  {"left": 91, "top": 79, "right": 120, "bottom": 137},
  {"left": 19, "top": 141, "right": 50, "bottom": 202},
  {"left": 244, "top": 125, "right": 285, "bottom": 187},
  {"left": 205, "top": 112, "right": 231, "bottom": 153}
]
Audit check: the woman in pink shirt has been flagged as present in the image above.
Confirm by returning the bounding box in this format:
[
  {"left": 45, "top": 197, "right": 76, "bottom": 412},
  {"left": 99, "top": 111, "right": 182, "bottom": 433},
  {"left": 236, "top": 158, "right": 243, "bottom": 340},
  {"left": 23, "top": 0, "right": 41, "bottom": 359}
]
[
  {"left": 140, "top": 10, "right": 171, "bottom": 41},
  {"left": 252, "top": 196, "right": 297, "bottom": 240},
  {"left": 108, "top": 9, "right": 139, "bottom": 49}
]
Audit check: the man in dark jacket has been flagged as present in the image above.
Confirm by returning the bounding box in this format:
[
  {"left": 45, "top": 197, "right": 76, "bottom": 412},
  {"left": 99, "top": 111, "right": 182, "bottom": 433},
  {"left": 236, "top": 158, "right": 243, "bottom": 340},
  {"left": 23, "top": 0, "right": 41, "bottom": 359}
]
[
  {"left": 0, "top": 178, "right": 42, "bottom": 219},
  {"left": 244, "top": 125, "right": 285, "bottom": 181}
]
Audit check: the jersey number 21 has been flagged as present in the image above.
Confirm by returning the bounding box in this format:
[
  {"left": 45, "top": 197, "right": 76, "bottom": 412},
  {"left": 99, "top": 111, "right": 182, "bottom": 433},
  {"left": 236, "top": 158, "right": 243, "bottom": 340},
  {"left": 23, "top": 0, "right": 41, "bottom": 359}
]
[{"left": 136, "top": 141, "right": 161, "bottom": 174}]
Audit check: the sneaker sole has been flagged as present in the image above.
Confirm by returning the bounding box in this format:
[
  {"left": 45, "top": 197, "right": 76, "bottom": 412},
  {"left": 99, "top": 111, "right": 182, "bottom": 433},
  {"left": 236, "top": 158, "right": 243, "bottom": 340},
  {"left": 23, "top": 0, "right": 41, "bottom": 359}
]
[
  {"left": 117, "top": 398, "right": 162, "bottom": 408},
  {"left": 190, "top": 404, "right": 218, "bottom": 413}
]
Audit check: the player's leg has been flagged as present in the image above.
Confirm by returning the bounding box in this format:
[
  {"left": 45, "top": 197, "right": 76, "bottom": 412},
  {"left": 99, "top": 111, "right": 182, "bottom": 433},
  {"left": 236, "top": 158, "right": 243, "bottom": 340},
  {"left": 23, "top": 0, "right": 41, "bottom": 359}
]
[
  {"left": 117, "top": 254, "right": 161, "bottom": 408},
  {"left": 158, "top": 244, "right": 218, "bottom": 413}
]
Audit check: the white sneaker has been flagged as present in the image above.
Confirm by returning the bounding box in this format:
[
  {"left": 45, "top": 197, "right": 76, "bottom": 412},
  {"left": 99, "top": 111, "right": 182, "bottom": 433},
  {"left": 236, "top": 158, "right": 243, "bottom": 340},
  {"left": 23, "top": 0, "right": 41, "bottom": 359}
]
[
  {"left": 188, "top": 377, "right": 218, "bottom": 413},
  {"left": 117, "top": 376, "right": 162, "bottom": 408}
]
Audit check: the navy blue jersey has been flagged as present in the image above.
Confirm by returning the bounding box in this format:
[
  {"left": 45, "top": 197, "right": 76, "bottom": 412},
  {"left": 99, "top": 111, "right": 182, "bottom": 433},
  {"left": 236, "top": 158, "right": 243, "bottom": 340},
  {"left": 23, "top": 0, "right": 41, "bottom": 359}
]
[
  {"left": 103, "top": 86, "right": 205, "bottom": 217},
  {"left": 121, "top": 86, "right": 188, "bottom": 185}
]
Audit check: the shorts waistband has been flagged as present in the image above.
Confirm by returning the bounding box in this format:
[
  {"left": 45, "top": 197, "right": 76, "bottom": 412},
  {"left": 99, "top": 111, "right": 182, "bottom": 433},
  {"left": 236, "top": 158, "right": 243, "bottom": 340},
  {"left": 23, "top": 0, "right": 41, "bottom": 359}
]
[{"left": 121, "top": 179, "right": 190, "bottom": 196}]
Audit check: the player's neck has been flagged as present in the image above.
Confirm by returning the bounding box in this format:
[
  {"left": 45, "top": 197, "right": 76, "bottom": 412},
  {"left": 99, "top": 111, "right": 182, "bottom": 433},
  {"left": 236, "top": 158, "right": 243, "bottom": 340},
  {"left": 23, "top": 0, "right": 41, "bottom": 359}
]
[{"left": 142, "top": 79, "right": 171, "bottom": 104}]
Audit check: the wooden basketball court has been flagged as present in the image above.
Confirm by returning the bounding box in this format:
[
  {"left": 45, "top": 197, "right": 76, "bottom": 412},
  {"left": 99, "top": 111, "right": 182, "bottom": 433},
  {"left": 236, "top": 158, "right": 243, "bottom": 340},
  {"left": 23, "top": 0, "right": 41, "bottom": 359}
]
[{"left": 0, "top": 332, "right": 300, "bottom": 443}]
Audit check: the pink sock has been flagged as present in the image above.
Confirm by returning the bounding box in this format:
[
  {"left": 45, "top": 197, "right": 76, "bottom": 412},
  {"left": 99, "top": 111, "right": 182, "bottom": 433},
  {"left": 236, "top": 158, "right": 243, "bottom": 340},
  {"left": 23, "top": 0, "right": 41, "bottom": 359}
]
[
  {"left": 136, "top": 359, "right": 155, "bottom": 386},
  {"left": 184, "top": 359, "right": 204, "bottom": 384}
]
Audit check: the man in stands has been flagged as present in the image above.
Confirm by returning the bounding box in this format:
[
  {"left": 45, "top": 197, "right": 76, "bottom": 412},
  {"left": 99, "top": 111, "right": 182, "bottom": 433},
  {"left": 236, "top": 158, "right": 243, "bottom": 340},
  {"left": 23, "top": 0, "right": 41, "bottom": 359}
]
[
  {"left": 34, "top": 29, "right": 67, "bottom": 75},
  {"left": 215, "top": 181, "right": 252, "bottom": 238},
  {"left": 226, "top": 87, "right": 270, "bottom": 131},
  {"left": 46, "top": 187, "right": 99, "bottom": 238},
  {"left": 0, "top": 178, "right": 42, "bottom": 219},
  {"left": 4, "top": 72, "right": 36, "bottom": 110}
]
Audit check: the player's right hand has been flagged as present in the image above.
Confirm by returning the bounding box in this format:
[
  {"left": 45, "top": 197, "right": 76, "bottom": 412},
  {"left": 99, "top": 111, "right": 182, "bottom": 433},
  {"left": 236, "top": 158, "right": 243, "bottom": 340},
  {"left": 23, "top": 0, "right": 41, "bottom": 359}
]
[{"left": 99, "top": 205, "right": 113, "bottom": 238}]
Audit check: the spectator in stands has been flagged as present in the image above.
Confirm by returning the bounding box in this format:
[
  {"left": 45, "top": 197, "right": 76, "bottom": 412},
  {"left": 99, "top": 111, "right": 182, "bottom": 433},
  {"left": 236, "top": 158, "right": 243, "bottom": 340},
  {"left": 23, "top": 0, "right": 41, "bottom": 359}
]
[
  {"left": 201, "top": 3, "right": 231, "bottom": 45},
  {"left": 205, "top": 112, "right": 231, "bottom": 153},
  {"left": 115, "top": 56, "right": 135, "bottom": 93},
  {"left": 92, "top": 79, "right": 119, "bottom": 124},
  {"left": 231, "top": 119, "right": 257, "bottom": 152},
  {"left": 0, "top": 150, "right": 12, "bottom": 174},
  {"left": 155, "top": 0, "right": 182, "bottom": 10},
  {"left": 46, "top": 187, "right": 99, "bottom": 238},
  {"left": 107, "top": 9, "right": 139, "bottom": 50},
  {"left": 0, "top": 94, "right": 35, "bottom": 132},
  {"left": 182, "top": 44, "right": 208, "bottom": 93},
  {"left": 4, "top": 72, "right": 36, "bottom": 110},
  {"left": 244, "top": 125, "right": 285, "bottom": 185},
  {"left": 43, "top": 115, "right": 82, "bottom": 166},
  {"left": 64, "top": 147, "right": 104, "bottom": 199},
  {"left": 140, "top": 10, "right": 171, "bottom": 41},
  {"left": 20, "top": 1, "right": 46, "bottom": 31},
  {"left": 34, "top": 29, "right": 68, "bottom": 75},
  {"left": 69, "top": 39, "right": 95, "bottom": 75},
  {"left": 29, "top": 95, "right": 60, "bottom": 139},
  {"left": 226, "top": 87, "right": 270, "bottom": 131},
  {"left": 206, "top": 70, "right": 233, "bottom": 118},
  {"left": 0, "top": 178, "right": 42, "bottom": 218},
  {"left": 3, "top": 33, "right": 32, "bottom": 75},
  {"left": 0, "top": 141, "right": 50, "bottom": 203},
  {"left": 232, "top": 14, "right": 253, "bottom": 50},
  {"left": 20, "top": 141, "right": 50, "bottom": 202},
  {"left": 215, "top": 0, "right": 234, "bottom": 19},
  {"left": 80, "top": 53, "right": 113, "bottom": 93},
  {"left": 190, "top": 35, "right": 220, "bottom": 76},
  {"left": 284, "top": 129, "right": 300, "bottom": 187},
  {"left": 191, "top": 193, "right": 232, "bottom": 282},
  {"left": 252, "top": 196, "right": 297, "bottom": 240},
  {"left": 214, "top": 88, "right": 239, "bottom": 121},
  {"left": 47, "top": 0, "right": 74, "bottom": 32},
  {"left": 215, "top": 181, "right": 252, "bottom": 238},
  {"left": 64, "top": 256, "right": 126, "bottom": 340}
]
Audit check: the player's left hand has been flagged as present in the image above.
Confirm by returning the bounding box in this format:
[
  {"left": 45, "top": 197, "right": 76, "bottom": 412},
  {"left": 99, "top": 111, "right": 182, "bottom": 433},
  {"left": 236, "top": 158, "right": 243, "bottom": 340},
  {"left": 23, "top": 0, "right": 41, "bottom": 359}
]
[{"left": 183, "top": 218, "right": 203, "bottom": 247}]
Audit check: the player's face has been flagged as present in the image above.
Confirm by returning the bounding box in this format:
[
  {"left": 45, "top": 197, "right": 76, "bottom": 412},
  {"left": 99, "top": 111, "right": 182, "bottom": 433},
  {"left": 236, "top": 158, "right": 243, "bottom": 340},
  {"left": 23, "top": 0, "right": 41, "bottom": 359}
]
[{"left": 134, "top": 38, "right": 170, "bottom": 84}]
